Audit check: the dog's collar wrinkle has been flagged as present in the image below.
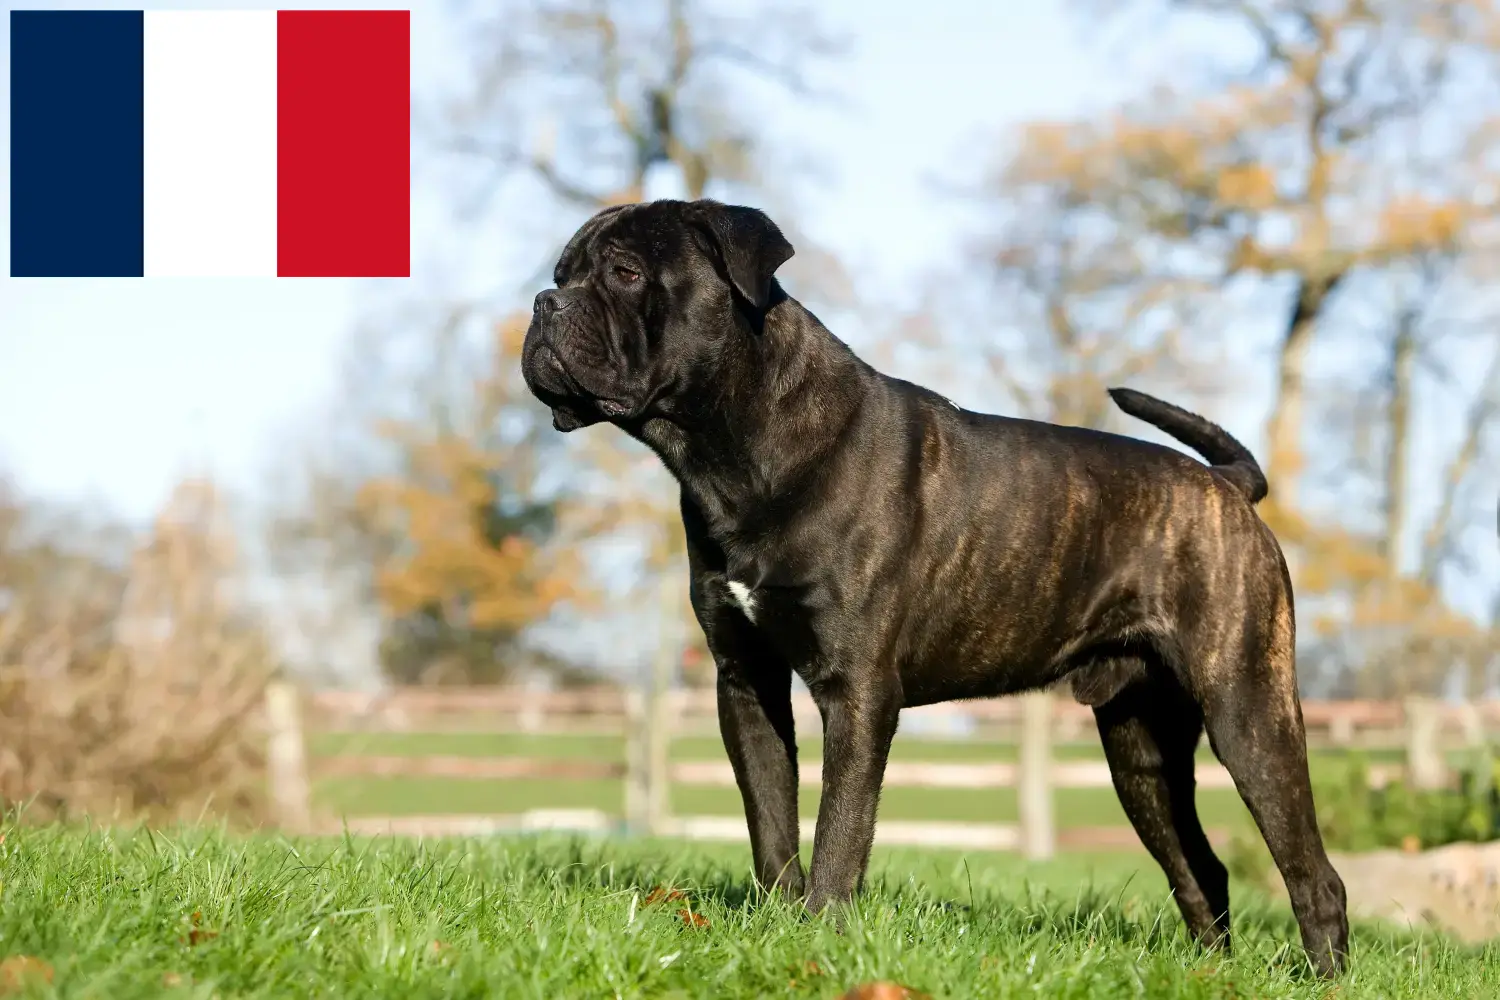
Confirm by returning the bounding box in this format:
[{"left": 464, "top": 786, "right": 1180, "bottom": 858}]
[
  {"left": 678, "top": 364, "right": 870, "bottom": 538},
  {"left": 632, "top": 295, "right": 870, "bottom": 540}
]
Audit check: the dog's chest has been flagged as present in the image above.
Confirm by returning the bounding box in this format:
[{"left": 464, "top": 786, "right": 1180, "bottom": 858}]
[
  {"left": 703, "top": 536, "right": 829, "bottom": 659},
  {"left": 717, "top": 576, "right": 809, "bottom": 635},
  {"left": 716, "top": 575, "right": 824, "bottom": 668},
  {"left": 725, "top": 579, "right": 759, "bottom": 623}
]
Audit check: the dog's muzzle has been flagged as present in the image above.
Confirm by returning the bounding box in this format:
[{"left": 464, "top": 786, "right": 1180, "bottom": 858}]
[{"left": 522, "top": 294, "right": 635, "bottom": 429}]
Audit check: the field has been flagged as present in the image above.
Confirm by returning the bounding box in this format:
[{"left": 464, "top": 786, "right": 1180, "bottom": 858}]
[
  {"left": 2, "top": 823, "right": 1495, "bottom": 999},
  {"left": 308, "top": 728, "right": 1408, "bottom": 834}
]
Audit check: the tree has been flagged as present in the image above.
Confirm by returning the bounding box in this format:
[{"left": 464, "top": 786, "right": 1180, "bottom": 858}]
[
  {"left": 963, "top": 0, "right": 1500, "bottom": 693},
  {"left": 354, "top": 314, "right": 584, "bottom": 685},
  {"left": 0, "top": 478, "right": 272, "bottom": 822},
  {"left": 268, "top": 0, "right": 850, "bottom": 687},
  {"left": 439, "top": 0, "right": 852, "bottom": 685},
  {"left": 266, "top": 304, "right": 577, "bottom": 687}
]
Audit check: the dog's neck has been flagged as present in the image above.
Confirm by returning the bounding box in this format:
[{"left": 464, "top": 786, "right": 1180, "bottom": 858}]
[{"left": 636, "top": 286, "right": 873, "bottom": 538}]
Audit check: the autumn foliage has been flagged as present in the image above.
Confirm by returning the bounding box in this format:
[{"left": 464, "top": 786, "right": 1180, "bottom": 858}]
[
  {"left": 362, "top": 434, "right": 575, "bottom": 634},
  {"left": 271, "top": 0, "right": 1496, "bottom": 696},
  {"left": 973, "top": 0, "right": 1500, "bottom": 694}
]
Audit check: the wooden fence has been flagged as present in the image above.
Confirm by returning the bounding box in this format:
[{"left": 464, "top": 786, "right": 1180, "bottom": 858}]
[{"left": 265, "top": 683, "right": 1500, "bottom": 858}]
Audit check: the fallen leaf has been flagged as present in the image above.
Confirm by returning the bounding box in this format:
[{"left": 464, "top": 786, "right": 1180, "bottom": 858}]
[
  {"left": 179, "top": 910, "right": 219, "bottom": 946},
  {"left": 0, "top": 956, "right": 54, "bottom": 993},
  {"left": 162, "top": 971, "right": 186, "bottom": 987},
  {"left": 677, "top": 908, "right": 710, "bottom": 929},
  {"left": 839, "top": 983, "right": 931, "bottom": 1000},
  {"left": 644, "top": 886, "right": 687, "bottom": 907},
  {"left": 788, "top": 958, "right": 824, "bottom": 988}
]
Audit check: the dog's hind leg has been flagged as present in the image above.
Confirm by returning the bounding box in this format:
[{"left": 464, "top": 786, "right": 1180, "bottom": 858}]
[
  {"left": 1088, "top": 661, "right": 1231, "bottom": 949},
  {"left": 1199, "top": 607, "right": 1348, "bottom": 977}
]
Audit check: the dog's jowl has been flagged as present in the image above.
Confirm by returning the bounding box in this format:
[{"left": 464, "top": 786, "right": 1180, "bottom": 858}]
[{"left": 521, "top": 199, "right": 1350, "bottom": 977}]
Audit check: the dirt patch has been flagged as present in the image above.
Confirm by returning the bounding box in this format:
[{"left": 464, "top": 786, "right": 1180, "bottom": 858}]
[{"left": 1262, "top": 841, "right": 1500, "bottom": 942}]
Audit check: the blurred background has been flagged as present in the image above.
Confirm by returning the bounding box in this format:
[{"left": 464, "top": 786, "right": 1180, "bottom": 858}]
[{"left": 1, "top": 0, "right": 1498, "bottom": 851}]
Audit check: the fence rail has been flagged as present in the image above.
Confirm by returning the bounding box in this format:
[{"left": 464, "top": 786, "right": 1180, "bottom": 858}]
[
  {"left": 309, "top": 752, "right": 1413, "bottom": 792},
  {"left": 268, "top": 683, "right": 1500, "bottom": 857},
  {"left": 308, "top": 686, "right": 1499, "bottom": 741}
]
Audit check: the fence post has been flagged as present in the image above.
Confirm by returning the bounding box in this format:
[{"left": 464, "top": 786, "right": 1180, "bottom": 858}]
[
  {"left": 1456, "top": 700, "right": 1485, "bottom": 750},
  {"left": 1404, "top": 694, "right": 1446, "bottom": 789},
  {"left": 623, "top": 685, "right": 650, "bottom": 835},
  {"left": 265, "top": 678, "right": 311, "bottom": 834},
  {"left": 647, "top": 685, "right": 676, "bottom": 835},
  {"left": 646, "top": 571, "right": 687, "bottom": 835},
  {"left": 519, "top": 667, "right": 549, "bottom": 734},
  {"left": 1018, "top": 689, "right": 1055, "bottom": 860},
  {"left": 1329, "top": 710, "right": 1355, "bottom": 747}
]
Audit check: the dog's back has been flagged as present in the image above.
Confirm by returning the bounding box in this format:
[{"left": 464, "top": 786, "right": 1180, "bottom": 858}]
[{"left": 856, "top": 377, "right": 1284, "bottom": 706}]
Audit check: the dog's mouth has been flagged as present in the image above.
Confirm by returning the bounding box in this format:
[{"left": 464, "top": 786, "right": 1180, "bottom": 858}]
[
  {"left": 528, "top": 344, "right": 637, "bottom": 431},
  {"left": 595, "top": 399, "right": 631, "bottom": 418}
]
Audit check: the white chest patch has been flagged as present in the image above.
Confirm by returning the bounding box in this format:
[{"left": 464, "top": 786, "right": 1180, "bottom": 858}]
[{"left": 725, "top": 580, "right": 758, "bottom": 623}]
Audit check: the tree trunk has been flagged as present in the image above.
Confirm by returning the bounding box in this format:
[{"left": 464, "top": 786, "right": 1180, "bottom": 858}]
[
  {"left": 1264, "top": 274, "right": 1342, "bottom": 509},
  {"left": 1384, "top": 322, "right": 1417, "bottom": 577}
]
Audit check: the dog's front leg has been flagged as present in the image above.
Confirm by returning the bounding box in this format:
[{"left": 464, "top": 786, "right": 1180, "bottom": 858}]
[
  {"left": 717, "top": 656, "right": 805, "bottom": 898},
  {"left": 804, "top": 675, "right": 901, "bottom": 915}
]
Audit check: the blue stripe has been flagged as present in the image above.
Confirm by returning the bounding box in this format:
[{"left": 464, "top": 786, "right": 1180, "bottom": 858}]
[{"left": 10, "top": 11, "right": 145, "bottom": 277}]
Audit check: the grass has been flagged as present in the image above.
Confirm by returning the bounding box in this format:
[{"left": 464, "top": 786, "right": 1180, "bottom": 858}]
[
  {"left": 309, "top": 730, "right": 1404, "bottom": 833},
  {"left": 0, "top": 823, "right": 1494, "bottom": 999},
  {"left": 310, "top": 731, "right": 1410, "bottom": 769},
  {"left": 315, "top": 775, "right": 1254, "bottom": 830}
]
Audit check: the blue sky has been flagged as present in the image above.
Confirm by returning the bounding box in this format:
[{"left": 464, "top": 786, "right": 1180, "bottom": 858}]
[
  {"left": 0, "top": 0, "right": 1152, "bottom": 683},
  {"left": 3, "top": 0, "right": 1494, "bottom": 672},
  {"left": 1, "top": 0, "right": 1110, "bottom": 518}
]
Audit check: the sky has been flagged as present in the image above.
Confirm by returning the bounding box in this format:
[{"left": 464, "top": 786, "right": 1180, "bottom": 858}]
[
  {"left": 1, "top": 0, "right": 419, "bottom": 516},
  {"left": 0, "top": 0, "right": 1108, "bottom": 519},
  {"left": 2, "top": 1, "right": 1494, "bottom": 683}
]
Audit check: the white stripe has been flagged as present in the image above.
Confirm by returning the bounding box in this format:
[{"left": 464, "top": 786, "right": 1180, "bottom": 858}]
[{"left": 144, "top": 11, "right": 277, "bottom": 277}]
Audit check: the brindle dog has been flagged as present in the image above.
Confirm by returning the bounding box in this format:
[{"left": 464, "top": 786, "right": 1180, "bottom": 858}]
[{"left": 521, "top": 198, "right": 1349, "bottom": 977}]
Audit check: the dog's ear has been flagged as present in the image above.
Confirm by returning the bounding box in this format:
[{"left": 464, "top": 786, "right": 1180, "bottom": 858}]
[
  {"left": 693, "top": 202, "right": 795, "bottom": 310},
  {"left": 553, "top": 204, "right": 631, "bottom": 286}
]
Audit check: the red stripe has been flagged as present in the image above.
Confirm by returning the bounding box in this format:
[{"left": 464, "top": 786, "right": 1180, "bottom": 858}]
[{"left": 277, "top": 10, "right": 409, "bottom": 277}]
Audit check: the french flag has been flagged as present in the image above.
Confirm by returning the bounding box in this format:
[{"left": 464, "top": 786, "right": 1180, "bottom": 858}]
[{"left": 10, "top": 9, "right": 410, "bottom": 278}]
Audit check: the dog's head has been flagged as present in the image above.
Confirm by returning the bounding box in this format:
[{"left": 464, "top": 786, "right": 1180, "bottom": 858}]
[{"left": 521, "top": 199, "right": 794, "bottom": 432}]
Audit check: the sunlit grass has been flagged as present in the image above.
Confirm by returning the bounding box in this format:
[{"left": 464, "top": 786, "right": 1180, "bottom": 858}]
[{"left": 0, "top": 824, "right": 1490, "bottom": 998}]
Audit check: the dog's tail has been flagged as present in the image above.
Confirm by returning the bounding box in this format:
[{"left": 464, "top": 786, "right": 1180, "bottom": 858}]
[{"left": 1107, "top": 387, "right": 1269, "bottom": 504}]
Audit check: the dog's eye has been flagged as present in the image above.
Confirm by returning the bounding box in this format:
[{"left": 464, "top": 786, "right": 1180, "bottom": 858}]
[{"left": 614, "top": 266, "right": 641, "bottom": 284}]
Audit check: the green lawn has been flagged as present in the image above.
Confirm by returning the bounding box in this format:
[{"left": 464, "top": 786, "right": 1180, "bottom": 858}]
[
  {"left": 1, "top": 823, "right": 1491, "bottom": 998},
  {"left": 315, "top": 775, "right": 1254, "bottom": 831},
  {"left": 310, "top": 731, "right": 1403, "bottom": 837},
  {"left": 311, "top": 731, "right": 1410, "bottom": 768}
]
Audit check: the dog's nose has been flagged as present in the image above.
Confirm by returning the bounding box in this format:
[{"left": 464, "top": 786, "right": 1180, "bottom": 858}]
[{"left": 534, "top": 289, "right": 567, "bottom": 316}]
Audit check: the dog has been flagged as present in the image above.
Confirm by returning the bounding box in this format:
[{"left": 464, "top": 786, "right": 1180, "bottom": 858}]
[{"left": 521, "top": 198, "right": 1349, "bottom": 976}]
